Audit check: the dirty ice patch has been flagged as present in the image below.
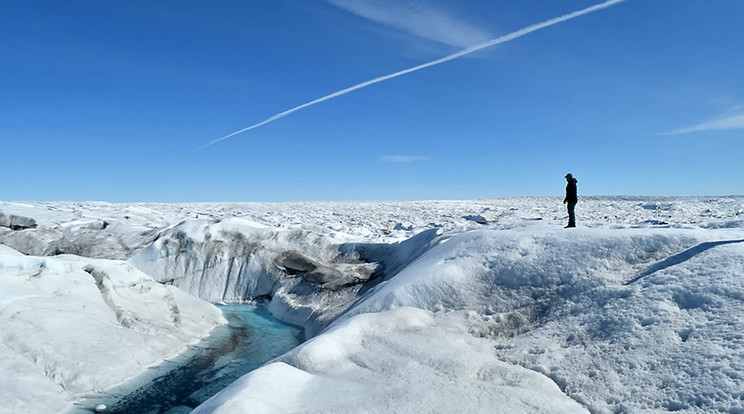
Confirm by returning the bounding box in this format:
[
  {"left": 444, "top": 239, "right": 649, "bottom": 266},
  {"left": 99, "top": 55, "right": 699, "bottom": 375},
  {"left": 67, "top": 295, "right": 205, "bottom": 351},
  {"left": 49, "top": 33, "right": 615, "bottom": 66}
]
[{"left": 493, "top": 237, "right": 744, "bottom": 413}]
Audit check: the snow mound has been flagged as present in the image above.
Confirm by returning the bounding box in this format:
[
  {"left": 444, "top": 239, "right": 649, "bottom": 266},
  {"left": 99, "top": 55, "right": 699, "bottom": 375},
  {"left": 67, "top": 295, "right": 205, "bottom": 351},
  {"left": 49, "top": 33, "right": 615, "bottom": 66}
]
[
  {"left": 195, "top": 307, "right": 588, "bottom": 414},
  {"left": 0, "top": 249, "right": 226, "bottom": 414}
]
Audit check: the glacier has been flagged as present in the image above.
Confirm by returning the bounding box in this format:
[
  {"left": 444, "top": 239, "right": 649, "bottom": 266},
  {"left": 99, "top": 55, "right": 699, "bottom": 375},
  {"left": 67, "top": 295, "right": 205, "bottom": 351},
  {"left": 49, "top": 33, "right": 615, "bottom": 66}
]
[{"left": 1, "top": 197, "right": 744, "bottom": 413}]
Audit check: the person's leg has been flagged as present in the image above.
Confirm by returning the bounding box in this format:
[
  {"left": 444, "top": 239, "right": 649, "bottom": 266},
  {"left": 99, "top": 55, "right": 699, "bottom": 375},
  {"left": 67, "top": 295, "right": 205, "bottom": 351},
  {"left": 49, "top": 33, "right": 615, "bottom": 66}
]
[{"left": 567, "top": 202, "right": 576, "bottom": 227}]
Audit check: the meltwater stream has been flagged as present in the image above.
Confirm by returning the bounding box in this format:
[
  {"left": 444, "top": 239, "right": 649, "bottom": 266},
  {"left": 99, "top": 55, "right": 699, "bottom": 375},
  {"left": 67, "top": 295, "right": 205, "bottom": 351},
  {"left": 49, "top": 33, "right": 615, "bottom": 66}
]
[{"left": 74, "top": 304, "right": 303, "bottom": 414}]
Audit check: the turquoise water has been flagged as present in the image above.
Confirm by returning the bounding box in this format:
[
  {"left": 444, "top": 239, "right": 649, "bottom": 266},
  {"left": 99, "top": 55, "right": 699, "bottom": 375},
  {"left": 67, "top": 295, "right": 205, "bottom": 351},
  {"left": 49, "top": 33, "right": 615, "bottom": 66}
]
[{"left": 74, "top": 304, "right": 303, "bottom": 414}]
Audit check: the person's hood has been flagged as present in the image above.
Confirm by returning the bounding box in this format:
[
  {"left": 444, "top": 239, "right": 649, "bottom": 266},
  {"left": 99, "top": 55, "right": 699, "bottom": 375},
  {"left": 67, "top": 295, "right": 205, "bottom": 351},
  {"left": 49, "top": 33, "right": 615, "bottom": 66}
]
[{"left": 569, "top": 178, "right": 578, "bottom": 184}]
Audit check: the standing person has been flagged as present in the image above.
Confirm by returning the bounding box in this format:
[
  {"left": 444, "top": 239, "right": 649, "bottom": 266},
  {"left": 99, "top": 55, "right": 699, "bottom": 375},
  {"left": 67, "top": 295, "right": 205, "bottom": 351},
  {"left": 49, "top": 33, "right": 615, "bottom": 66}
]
[{"left": 563, "top": 173, "right": 578, "bottom": 228}]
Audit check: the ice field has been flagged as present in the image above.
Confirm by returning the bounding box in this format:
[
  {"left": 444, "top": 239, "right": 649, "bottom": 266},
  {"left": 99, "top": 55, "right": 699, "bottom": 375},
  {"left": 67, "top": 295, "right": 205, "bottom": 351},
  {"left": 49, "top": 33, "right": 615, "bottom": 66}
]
[{"left": 1, "top": 197, "right": 743, "bottom": 413}]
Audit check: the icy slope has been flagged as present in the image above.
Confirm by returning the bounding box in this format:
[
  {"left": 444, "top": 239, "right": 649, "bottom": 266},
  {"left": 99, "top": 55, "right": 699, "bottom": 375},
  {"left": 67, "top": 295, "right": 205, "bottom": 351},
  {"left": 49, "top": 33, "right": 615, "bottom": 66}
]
[
  {"left": 194, "top": 306, "right": 589, "bottom": 414},
  {"left": 196, "top": 225, "right": 744, "bottom": 413},
  {"left": 0, "top": 247, "right": 226, "bottom": 414}
]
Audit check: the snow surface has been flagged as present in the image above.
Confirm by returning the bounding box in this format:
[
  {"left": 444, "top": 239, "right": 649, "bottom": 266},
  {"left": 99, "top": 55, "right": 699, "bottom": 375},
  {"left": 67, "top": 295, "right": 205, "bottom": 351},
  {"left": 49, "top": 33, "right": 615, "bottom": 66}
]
[
  {"left": 2, "top": 197, "right": 744, "bottom": 413},
  {"left": 0, "top": 246, "right": 226, "bottom": 413}
]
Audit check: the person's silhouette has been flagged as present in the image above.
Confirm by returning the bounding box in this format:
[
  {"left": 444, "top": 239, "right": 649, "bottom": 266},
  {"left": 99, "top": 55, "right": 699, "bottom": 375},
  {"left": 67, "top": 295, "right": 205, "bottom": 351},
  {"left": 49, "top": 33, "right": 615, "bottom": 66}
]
[{"left": 563, "top": 173, "right": 578, "bottom": 228}]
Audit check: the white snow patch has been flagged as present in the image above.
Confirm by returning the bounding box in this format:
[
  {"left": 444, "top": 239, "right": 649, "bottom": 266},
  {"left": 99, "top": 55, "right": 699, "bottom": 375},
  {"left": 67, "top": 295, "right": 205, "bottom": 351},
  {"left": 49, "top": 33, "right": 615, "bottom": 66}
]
[
  {"left": 0, "top": 250, "right": 226, "bottom": 413},
  {"left": 195, "top": 307, "right": 588, "bottom": 414}
]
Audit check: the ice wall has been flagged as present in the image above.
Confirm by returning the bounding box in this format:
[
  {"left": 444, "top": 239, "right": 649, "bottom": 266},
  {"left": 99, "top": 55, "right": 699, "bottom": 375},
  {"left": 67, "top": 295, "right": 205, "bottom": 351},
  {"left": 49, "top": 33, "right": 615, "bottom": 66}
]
[{"left": 126, "top": 217, "right": 403, "bottom": 336}]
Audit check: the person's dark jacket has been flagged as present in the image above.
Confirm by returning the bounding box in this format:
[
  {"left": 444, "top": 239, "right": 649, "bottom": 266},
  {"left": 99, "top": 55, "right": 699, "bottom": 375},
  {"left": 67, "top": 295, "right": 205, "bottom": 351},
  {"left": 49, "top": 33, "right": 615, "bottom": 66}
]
[{"left": 564, "top": 178, "right": 578, "bottom": 204}]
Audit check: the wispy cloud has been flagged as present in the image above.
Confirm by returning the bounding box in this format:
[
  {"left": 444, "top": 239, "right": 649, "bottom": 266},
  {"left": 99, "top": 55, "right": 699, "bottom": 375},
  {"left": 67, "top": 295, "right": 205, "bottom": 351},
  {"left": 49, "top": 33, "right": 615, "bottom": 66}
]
[
  {"left": 660, "top": 107, "right": 744, "bottom": 135},
  {"left": 326, "top": 0, "right": 491, "bottom": 48},
  {"left": 380, "top": 155, "right": 430, "bottom": 163},
  {"left": 201, "top": 0, "right": 628, "bottom": 148}
]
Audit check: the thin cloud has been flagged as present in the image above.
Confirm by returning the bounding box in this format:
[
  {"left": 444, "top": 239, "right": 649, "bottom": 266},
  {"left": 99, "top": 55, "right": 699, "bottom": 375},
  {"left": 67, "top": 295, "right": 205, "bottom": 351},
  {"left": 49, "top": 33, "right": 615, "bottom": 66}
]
[
  {"left": 201, "top": 0, "right": 628, "bottom": 148},
  {"left": 660, "top": 108, "right": 744, "bottom": 135},
  {"left": 326, "top": 0, "right": 491, "bottom": 48},
  {"left": 380, "top": 155, "right": 431, "bottom": 163}
]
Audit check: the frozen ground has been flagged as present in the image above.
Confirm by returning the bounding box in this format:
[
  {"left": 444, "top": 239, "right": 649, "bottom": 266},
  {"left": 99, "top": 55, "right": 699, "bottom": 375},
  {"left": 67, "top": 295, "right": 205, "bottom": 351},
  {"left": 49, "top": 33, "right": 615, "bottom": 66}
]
[{"left": 1, "top": 197, "right": 744, "bottom": 413}]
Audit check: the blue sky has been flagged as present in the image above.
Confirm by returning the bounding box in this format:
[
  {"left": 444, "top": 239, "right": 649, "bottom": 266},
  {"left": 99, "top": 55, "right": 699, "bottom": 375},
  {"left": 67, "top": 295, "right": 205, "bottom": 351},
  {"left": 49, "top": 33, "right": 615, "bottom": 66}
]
[{"left": 2, "top": 0, "right": 743, "bottom": 202}]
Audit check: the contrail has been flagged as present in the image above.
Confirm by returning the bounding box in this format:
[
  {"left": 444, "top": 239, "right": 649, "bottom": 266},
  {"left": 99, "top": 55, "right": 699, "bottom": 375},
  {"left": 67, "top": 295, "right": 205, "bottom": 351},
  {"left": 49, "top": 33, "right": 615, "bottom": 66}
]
[{"left": 201, "top": 0, "right": 627, "bottom": 148}]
